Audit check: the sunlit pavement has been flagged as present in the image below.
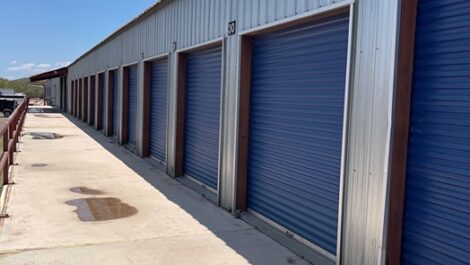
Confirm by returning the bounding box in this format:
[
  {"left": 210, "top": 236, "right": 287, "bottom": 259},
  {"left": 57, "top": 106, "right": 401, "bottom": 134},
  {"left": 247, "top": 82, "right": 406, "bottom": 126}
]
[{"left": 0, "top": 108, "right": 309, "bottom": 265}]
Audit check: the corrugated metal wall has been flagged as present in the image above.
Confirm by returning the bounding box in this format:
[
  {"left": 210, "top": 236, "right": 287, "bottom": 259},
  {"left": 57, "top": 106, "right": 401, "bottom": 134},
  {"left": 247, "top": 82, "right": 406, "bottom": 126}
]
[
  {"left": 66, "top": 0, "right": 351, "bottom": 209},
  {"left": 341, "top": 1, "right": 400, "bottom": 264},
  {"left": 45, "top": 78, "right": 61, "bottom": 106},
  {"left": 67, "top": 0, "right": 348, "bottom": 77},
  {"left": 64, "top": 0, "right": 402, "bottom": 264}
]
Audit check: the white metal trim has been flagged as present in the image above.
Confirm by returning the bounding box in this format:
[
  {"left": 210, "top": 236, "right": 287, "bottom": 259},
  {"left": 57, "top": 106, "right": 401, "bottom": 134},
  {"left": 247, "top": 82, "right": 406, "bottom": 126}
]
[
  {"left": 122, "top": 61, "right": 139, "bottom": 68},
  {"left": 336, "top": 4, "right": 355, "bottom": 264},
  {"left": 176, "top": 37, "right": 224, "bottom": 54},
  {"left": 143, "top": 52, "right": 170, "bottom": 62},
  {"left": 247, "top": 209, "right": 336, "bottom": 262},
  {"left": 231, "top": 35, "right": 243, "bottom": 214},
  {"left": 163, "top": 56, "right": 170, "bottom": 168},
  {"left": 238, "top": 0, "right": 354, "bottom": 36},
  {"left": 216, "top": 38, "right": 226, "bottom": 205},
  {"left": 107, "top": 66, "right": 120, "bottom": 71},
  {"left": 380, "top": 0, "right": 402, "bottom": 261}
]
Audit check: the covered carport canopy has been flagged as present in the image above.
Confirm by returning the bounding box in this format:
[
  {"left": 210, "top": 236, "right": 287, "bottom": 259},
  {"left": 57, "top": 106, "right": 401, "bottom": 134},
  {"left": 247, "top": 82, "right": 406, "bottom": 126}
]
[
  {"left": 29, "top": 67, "right": 68, "bottom": 107},
  {"left": 29, "top": 67, "right": 68, "bottom": 82}
]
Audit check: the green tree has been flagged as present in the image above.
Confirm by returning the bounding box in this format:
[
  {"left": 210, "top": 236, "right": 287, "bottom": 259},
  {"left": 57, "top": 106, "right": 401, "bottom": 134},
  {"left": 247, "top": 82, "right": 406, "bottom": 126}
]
[{"left": 0, "top": 78, "right": 43, "bottom": 97}]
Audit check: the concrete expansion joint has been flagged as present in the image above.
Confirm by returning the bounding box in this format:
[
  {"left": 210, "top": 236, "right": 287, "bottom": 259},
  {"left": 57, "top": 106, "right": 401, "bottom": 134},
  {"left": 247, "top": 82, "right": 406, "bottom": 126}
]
[{"left": 0, "top": 227, "right": 256, "bottom": 256}]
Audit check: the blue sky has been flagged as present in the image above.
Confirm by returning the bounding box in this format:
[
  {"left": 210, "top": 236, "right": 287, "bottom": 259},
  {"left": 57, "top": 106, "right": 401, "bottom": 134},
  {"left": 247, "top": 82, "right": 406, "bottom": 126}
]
[{"left": 0, "top": 0, "right": 157, "bottom": 80}]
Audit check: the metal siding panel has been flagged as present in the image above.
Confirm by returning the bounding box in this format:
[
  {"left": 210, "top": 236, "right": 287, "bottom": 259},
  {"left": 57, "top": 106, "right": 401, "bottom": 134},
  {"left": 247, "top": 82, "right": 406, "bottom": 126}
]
[
  {"left": 296, "top": 0, "right": 307, "bottom": 14},
  {"left": 286, "top": 0, "right": 296, "bottom": 17},
  {"left": 151, "top": 13, "right": 157, "bottom": 54},
  {"left": 245, "top": 0, "right": 252, "bottom": 30},
  {"left": 103, "top": 72, "right": 108, "bottom": 132},
  {"left": 101, "top": 75, "right": 106, "bottom": 132},
  {"left": 184, "top": 46, "right": 222, "bottom": 190},
  {"left": 150, "top": 59, "right": 168, "bottom": 162},
  {"left": 69, "top": 0, "right": 346, "bottom": 76},
  {"left": 167, "top": 53, "right": 178, "bottom": 176},
  {"left": 215, "top": 0, "right": 222, "bottom": 37},
  {"left": 341, "top": 0, "right": 401, "bottom": 264},
  {"left": 401, "top": 1, "right": 470, "bottom": 264},
  {"left": 259, "top": 0, "right": 268, "bottom": 25},
  {"left": 219, "top": 35, "right": 239, "bottom": 210},
  {"left": 247, "top": 15, "right": 349, "bottom": 255},
  {"left": 90, "top": 77, "right": 95, "bottom": 125},
  {"left": 128, "top": 65, "right": 138, "bottom": 147},
  {"left": 276, "top": 0, "right": 285, "bottom": 19},
  {"left": 204, "top": 0, "right": 210, "bottom": 41},
  {"left": 155, "top": 11, "right": 162, "bottom": 53},
  {"left": 113, "top": 71, "right": 119, "bottom": 138},
  {"left": 308, "top": 0, "right": 321, "bottom": 10}
]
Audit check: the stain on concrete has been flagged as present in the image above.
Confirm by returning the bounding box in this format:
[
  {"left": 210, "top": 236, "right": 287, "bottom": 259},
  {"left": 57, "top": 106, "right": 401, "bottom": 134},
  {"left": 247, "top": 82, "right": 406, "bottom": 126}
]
[
  {"left": 33, "top": 114, "right": 61, "bottom": 118},
  {"left": 66, "top": 198, "right": 137, "bottom": 222},
  {"left": 287, "top": 257, "right": 297, "bottom": 264},
  {"left": 29, "top": 132, "right": 63, "bottom": 139},
  {"left": 28, "top": 108, "right": 46, "bottom": 113},
  {"left": 31, "top": 163, "right": 48, "bottom": 168},
  {"left": 28, "top": 108, "right": 58, "bottom": 113},
  {"left": 70, "top": 187, "right": 104, "bottom": 195}
]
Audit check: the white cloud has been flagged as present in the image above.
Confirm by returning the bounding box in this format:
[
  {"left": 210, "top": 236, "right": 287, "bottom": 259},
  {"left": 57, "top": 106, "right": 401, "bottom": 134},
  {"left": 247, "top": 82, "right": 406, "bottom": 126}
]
[
  {"left": 7, "top": 63, "right": 36, "bottom": 72},
  {"left": 4, "top": 61, "right": 69, "bottom": 78},
  {"left": 55, "top": 61, "right": 71, "bottom": 67},
  {"left": 36, "top": 63, "right": 52, "bottom": 68}
]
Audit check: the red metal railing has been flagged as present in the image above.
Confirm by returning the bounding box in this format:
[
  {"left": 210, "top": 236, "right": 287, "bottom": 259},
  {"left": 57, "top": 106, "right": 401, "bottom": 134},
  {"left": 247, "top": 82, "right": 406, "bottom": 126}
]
[{"left": 0, "top": 98, "right": 29, "bottom": 185}]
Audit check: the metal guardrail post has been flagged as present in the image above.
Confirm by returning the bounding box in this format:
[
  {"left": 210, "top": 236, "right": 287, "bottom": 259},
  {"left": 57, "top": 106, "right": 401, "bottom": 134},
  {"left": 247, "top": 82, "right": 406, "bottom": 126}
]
[
  {"left": 2, "top": 130, "right": 8, "bottom": 185},
  {"left": 0, "top": 98, "right": 29, "bottom": 185}
]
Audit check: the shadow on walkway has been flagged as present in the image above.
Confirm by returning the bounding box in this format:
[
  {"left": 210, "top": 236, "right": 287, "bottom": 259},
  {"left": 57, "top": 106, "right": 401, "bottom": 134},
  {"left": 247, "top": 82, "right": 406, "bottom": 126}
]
[{"left": 61, "top": 111, "right": 307, "bottom": 265}]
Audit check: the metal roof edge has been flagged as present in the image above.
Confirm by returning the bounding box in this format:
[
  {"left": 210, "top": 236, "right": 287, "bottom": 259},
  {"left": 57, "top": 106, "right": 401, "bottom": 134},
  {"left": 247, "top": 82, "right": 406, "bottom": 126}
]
[
  {"left": 69, "top": 0, "right": 168, "bottom": 68},
  {"left": 29, "top": 67, "right": 68, "bottom": 82}
]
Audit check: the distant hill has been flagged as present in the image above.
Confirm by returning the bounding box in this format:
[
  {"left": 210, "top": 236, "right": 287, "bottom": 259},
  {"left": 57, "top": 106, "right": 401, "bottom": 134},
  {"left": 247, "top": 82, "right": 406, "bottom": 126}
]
[{"left": 0, "top": 77, "right": 43, "bottom": 97}]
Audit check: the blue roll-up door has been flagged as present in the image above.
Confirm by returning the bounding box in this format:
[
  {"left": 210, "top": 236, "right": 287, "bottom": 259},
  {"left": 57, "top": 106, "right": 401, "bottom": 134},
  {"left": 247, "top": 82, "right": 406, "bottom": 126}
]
[
  {"left": 247, "top": 15, "right": 349, "bottom": 255},
  {"left": 112, "top": 71, "right": 119, "bottom": 138},
  {"left": 127, "top": 65, "right": 138, "bottom": 148},
  {"left": 184, "top": 47, "right": 222, "bottom": 190},
  {"left": 150, "top": 59, "right": 168, "bottom": 162},
  {"left": 401, "top": 2, "right": 470, "bottom": 264}
]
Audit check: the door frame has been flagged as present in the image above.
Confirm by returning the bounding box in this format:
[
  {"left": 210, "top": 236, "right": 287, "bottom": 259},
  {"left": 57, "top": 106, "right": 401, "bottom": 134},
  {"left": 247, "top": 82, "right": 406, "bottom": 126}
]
[{"left": 174, "top": 38, "right": 224, "bottom": 196}]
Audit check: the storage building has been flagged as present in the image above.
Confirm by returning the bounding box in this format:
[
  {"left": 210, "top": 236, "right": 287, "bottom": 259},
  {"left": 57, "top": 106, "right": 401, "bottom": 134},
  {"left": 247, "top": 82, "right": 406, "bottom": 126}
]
[{"left": 33, "top": 1, "right": 470, "bottom": 264}]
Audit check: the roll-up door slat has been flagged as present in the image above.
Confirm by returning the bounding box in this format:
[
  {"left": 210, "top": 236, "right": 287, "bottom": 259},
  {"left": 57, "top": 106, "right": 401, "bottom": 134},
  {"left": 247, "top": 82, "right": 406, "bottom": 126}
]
[
  {"left": 112, "top": 71, "right": 119, "bottom": 138},
  {"left": 247, "top": 15, "right": 349, "bottom": 255},
  {"left": 150, "top": 60, "right": 168, "bottom": 162},
  {"left": 183, "top": 47, "right": 222, "bottom": 190},
  {"left": 401, "top": 1, "right": 470, "bottom": 264},
  {"left": 128, "top": 66, "right": 138, "bottom": 148}
]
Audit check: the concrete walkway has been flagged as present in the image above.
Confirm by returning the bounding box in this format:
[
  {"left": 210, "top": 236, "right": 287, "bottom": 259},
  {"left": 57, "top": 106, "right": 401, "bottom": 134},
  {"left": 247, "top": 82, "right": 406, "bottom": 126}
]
[{"left": 0, "top": 109, "right": 309, "bottom": 265}]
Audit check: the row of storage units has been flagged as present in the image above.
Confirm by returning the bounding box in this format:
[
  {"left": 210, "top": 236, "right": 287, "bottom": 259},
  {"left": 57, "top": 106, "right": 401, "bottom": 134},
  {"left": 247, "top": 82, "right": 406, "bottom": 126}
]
[
  {"left": 68, "top": 17, "right": 345, "bottom": 259},
  {"left": 63, "top": 1, "right": 469, "bottom": 264},
  {"left": 70, "top": 59, "right": 169, "bottom": 165}
]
